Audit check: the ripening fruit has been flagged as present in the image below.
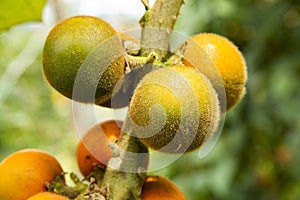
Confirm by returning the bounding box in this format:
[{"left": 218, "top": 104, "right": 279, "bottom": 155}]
[
  {"left": 142, "top": 175, "right": 186, "bottom": 200},
  {"left": 0, "top": 149, "right": 63, "bottom": 200},
  {"left": 183, "top": 33, "right": 247, "bottom": 111},
  {"left": 43, "top": 16, "right": 125, "bottom": 106},
  {"left": 27, "top": 192, "right": 69, "bottom": 200},
  {"left": 76, "top": 120, "right": 122, "bottom": 177},
  {"left": 77, "top": 120, "right": 150, "bottom": 176},
  {"left": 129, "top": 66, "right": 220, "bottom": 153}
]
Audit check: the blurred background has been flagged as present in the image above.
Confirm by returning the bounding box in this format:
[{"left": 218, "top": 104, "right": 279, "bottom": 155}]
[{"left": 0, "top": 0, "right": 300, "bottom": 199}]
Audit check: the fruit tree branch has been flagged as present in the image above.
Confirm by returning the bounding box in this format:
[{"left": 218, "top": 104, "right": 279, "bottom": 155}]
[
  {"left": 100, "top": 115, "right": 149, "bottom": 200},
  {"left": 100, "top": 0, "right": 185, "bottom": 199},
  {"left": 139, "top": 0, "right": 184, "bottom": 60}
]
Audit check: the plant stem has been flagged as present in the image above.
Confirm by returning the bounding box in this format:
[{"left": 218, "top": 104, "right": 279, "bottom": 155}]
[
  {"left": 100, "top": 0, "right": 185, "bottom": 199},
  {"left": 139, "top": 0, "right": 185, "bottom": 60},
  {"left": 101, "top": 115, "right": 149, "bottom": 200}
]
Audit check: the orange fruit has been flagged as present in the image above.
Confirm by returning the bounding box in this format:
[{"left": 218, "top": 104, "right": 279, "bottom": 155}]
[
  {"left": 27, "top": 192, "right": 69, "bottom": 200},
  {"left": 76, "top": 120, "right": 122, "bottom": 177},
  {"left": 183, "top": 33, "right": 247, "bottom": 111},
  {"left": 0, "top": 149, "right": 63, "bottom": 200},
  {"left": 142, "top": 175, "right": 186, "bottom": 200}
]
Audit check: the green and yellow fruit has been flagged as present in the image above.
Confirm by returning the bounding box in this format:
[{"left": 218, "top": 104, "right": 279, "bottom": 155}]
[
  {"left": 183, "top": 33, "right": 247, "bottom": 111},
  {"left": 43, "top": 15, "right": 125, "bottom": 106},
  {"left": 129, "top": 66, "right": 220, "bottom": 153}
]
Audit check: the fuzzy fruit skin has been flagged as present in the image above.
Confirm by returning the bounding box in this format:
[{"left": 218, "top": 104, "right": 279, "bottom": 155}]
[
  {"left": 76, "top": 120, "right": 122, "bottom": 177},
  {"left": 129, "top": 66, "right": 220, "bottom": 153},
  {"left": 0, "top": 149, "right": 63, "bottom": 200},
  {"left": 183, "top": 33, "right": 247, "bottom": 111},
  {"left": 43, "top": 16, "right": 125, "bottom": 106},
  {"left": 142, "top": 176, "right": 186, "bottom": 200},
  {"left": 27, "top": 192, "right": 69, "bottom": 200}
]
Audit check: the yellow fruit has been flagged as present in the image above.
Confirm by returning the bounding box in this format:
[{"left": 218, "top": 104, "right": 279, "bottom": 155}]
[
  {"left": 183, "top": 33, "right": 247, "bottom": 111},
  {"left": 142, "top": 175, "right": 186, "bottom": 200},
  {"left": 27, "top": 192, "right": 69, "bottom": 200},
  {"left": 43, "top": 16, "right": 125, "bottom": 106},
  {"left": 129, "top": 66, "right": 220, "bottom": 153},
  {"left": 0, "top": 149, "right": 63, "bottom": 200}
]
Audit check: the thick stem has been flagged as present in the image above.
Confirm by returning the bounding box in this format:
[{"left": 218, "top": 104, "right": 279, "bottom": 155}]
[
  {"left": 100, "top": 1, "right": 185, "bottom": 199},
  {"left": 101, "top": 115, "right": 149, "bottom": 200},
  {"left": 139, "top": 0, "right": 184, "bottom": 60}
]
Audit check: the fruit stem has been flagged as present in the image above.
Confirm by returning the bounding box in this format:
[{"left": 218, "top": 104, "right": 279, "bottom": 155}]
[
  {"left": 139, "top": 0, "right": 185, "bottom": 60},
  {"left": 47, "top": 173, "right": 88, "bottom": 199},
  {"left": 125, "top": 51, "right": 161, "bottom": 73}
]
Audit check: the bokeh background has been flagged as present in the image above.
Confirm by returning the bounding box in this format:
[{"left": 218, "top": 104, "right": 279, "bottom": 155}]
[{"left": 1, "top": 0, "right": 300, "bottom": 199}]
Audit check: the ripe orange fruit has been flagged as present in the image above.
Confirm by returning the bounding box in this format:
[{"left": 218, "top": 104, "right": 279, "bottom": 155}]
[
  {"left": 0, "top": 149, "right": 63, "bottom": 200},
  {"left": 76, "top": 120, "right": 122, "bottom": 177},
  {"left": 183, "top": 33, "right": 247, "bottom": 111},
  {"left": 142, "top": 175, "right": 186, "bottom": 200},
  {"left": 27, "top": 192, "right": 69, "bottom": 200}
]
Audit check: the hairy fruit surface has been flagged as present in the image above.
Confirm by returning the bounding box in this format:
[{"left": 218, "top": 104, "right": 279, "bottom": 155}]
[
  {"left": 183, "top": 33, "right": 247, "bottom": 111},
  {"left": 43, "top": 16, "right": 125, "bottom": 106},
  {"left": 129, "top": 66, "right": 220, "bottom": 153}
]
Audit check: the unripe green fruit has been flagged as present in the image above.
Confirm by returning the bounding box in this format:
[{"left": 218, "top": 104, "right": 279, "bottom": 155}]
[
  {"left": 129, "top": 66, "right": 220, "bottom": 153},
  {"left": 43, "top": 16, "right": 125, "bottom": 106}
]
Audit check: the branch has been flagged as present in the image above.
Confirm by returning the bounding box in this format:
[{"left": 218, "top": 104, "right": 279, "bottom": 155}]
[
  {"left": 139, "top": 0, "right": 184, "bottom": 60},
  {"left": 99, "top": 1, "right": 185, "bottom": 199},
  {"left": 100, "top": 115, "right": 149, "bottom": 200}
]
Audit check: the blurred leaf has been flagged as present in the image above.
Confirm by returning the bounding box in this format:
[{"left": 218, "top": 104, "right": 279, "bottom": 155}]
[{"left": 0, "top": 0, "right": 47, "bottom": 30}]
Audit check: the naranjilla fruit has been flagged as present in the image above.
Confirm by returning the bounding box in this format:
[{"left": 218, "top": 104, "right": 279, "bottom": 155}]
[
  {"left": 0, "top": 149, "right": 63, "bottom": 200},
  {"left": 77, "top": 120, "right": 150, "bottom": 176},
  {"left": 183, "top": 33, "right": 247, "bottom": 111},
  {"left": 27, "top": 192, "right": 70, "bottom": 200},
  {"left": 142, "top": 175, "right": 186, "bottom": 200},
  {"left": 129, "top": 66, "right": 220, "bottom": 153},
  {"left": 76, "top": 120, "right": 122, "bottom": 177},
  {"left": 43, "top": 16, "right": 125, "bottom": 106}
]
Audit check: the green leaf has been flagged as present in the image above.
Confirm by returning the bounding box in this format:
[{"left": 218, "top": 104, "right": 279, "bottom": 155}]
[{"left": 0, "top": 0, "right": 47, "bottom": 30}]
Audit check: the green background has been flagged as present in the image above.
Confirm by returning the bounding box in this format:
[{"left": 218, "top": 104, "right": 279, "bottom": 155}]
[{"left": 1, "top": 0, "right": 300, "bottom": 199}]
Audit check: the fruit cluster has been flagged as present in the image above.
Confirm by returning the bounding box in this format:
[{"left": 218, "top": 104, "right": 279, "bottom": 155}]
[
  {"left": 0, "top": 11, "right": 247, "bottom": 199},
  {"left": 43, "top": 15, "right": 247, "bottom": 154}
]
